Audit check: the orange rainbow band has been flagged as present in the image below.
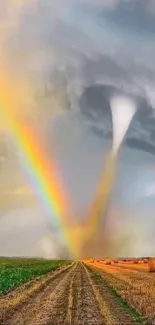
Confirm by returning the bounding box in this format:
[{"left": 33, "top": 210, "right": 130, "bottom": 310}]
[{"left": 82, "top": 152, "right": 116, "bottom": 247}]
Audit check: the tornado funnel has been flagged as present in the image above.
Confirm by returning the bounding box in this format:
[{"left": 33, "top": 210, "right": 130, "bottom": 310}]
[{"left": 110, "top": 95, "right": 137, "bottom": 155}]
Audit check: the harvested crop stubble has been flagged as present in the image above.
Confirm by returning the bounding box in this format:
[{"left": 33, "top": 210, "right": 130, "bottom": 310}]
[
  {"left": 84, "top": 265, "right": 145, "bottom": 325},
  {"left": 87, "top": 263, "right": 155, "bottom": 324}
]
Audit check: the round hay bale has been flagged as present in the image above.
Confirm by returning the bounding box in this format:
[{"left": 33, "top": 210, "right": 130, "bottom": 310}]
[
  {"left": 133, "top": 260, "right": 138, "bottom": 264},
  {"left": 148, "top": 258, "right": 155, "bottom": 272},
  {"left": 105, "top": 259, "right": 111, "bottom": 265},
  {"left": 89, "top": 259, "right": 95, "bottom": 263}
]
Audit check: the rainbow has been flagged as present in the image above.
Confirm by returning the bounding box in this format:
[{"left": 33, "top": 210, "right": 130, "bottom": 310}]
[
  {"left": 81, "top": 152, "right": 116, "bottom": 250},
  {"left": 0, "top": 64, "right": 79, "bottom": 258}
]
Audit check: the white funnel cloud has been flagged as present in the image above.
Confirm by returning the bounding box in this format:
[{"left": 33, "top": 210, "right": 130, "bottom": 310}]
[{"left": 110, "top": 95, "right": 137, "bottom": 155}]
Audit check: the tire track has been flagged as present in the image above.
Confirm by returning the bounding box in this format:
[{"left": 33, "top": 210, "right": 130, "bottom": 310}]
[
  {"left": 71, "top": 262, "right": 105, "bottom": 325},
  {"left": 66, "top": 270, "right": 75, "bottom": 324},
  {"left": 25, "top": 262, "right": 77, "bottom": 325}
]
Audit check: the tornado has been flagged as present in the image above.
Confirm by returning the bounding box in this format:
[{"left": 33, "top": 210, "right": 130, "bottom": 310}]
[
  {"left": 80, "top": 94, "right": 137, "bottom": 259},
  {"left": 110, "top": 95, "right": 137, "bottom": 156}
]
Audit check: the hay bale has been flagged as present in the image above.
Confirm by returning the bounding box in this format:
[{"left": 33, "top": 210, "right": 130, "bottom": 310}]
[
  {"left": 148, "top": 258, "right": 155, "bottom": 272},
  {"left": 105, "top": 259, "right": 111, "bottom": 265},
  {"left": 144, "top": 259, "right": 148, "bottom": 264},
  {"left": 114, "top": 260, "right": 118, "bottom": 263},
  {"left": 133, "top": 260, "right": 138, "bottom": 264}
]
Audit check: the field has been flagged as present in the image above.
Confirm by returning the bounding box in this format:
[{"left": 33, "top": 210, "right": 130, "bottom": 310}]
[
  {"left": 0, "top": 258, "right": 155, "bottom": 324},
  {"left": 0, "top": 259, "right": 71, "bottom": 294}
]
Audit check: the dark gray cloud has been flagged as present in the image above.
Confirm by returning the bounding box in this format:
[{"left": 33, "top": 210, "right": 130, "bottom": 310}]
[
  {"left": 101, "top": 0, "right": 155, "bottom": 35},
  {"left": 126, "top": 138, "right": 155, "bottom": 156},
  {"left": 4, "top": 0, "right": 155, "bottom": 98}
]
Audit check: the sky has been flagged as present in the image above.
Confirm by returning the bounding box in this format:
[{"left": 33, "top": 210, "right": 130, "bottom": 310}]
[{"left": 0, "top": 0, "right": 155, "bottom": 258}]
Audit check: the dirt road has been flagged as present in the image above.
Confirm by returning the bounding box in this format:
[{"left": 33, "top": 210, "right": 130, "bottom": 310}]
[{"left": 0, "top": 261, "right": 145, "bottom": 325}]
